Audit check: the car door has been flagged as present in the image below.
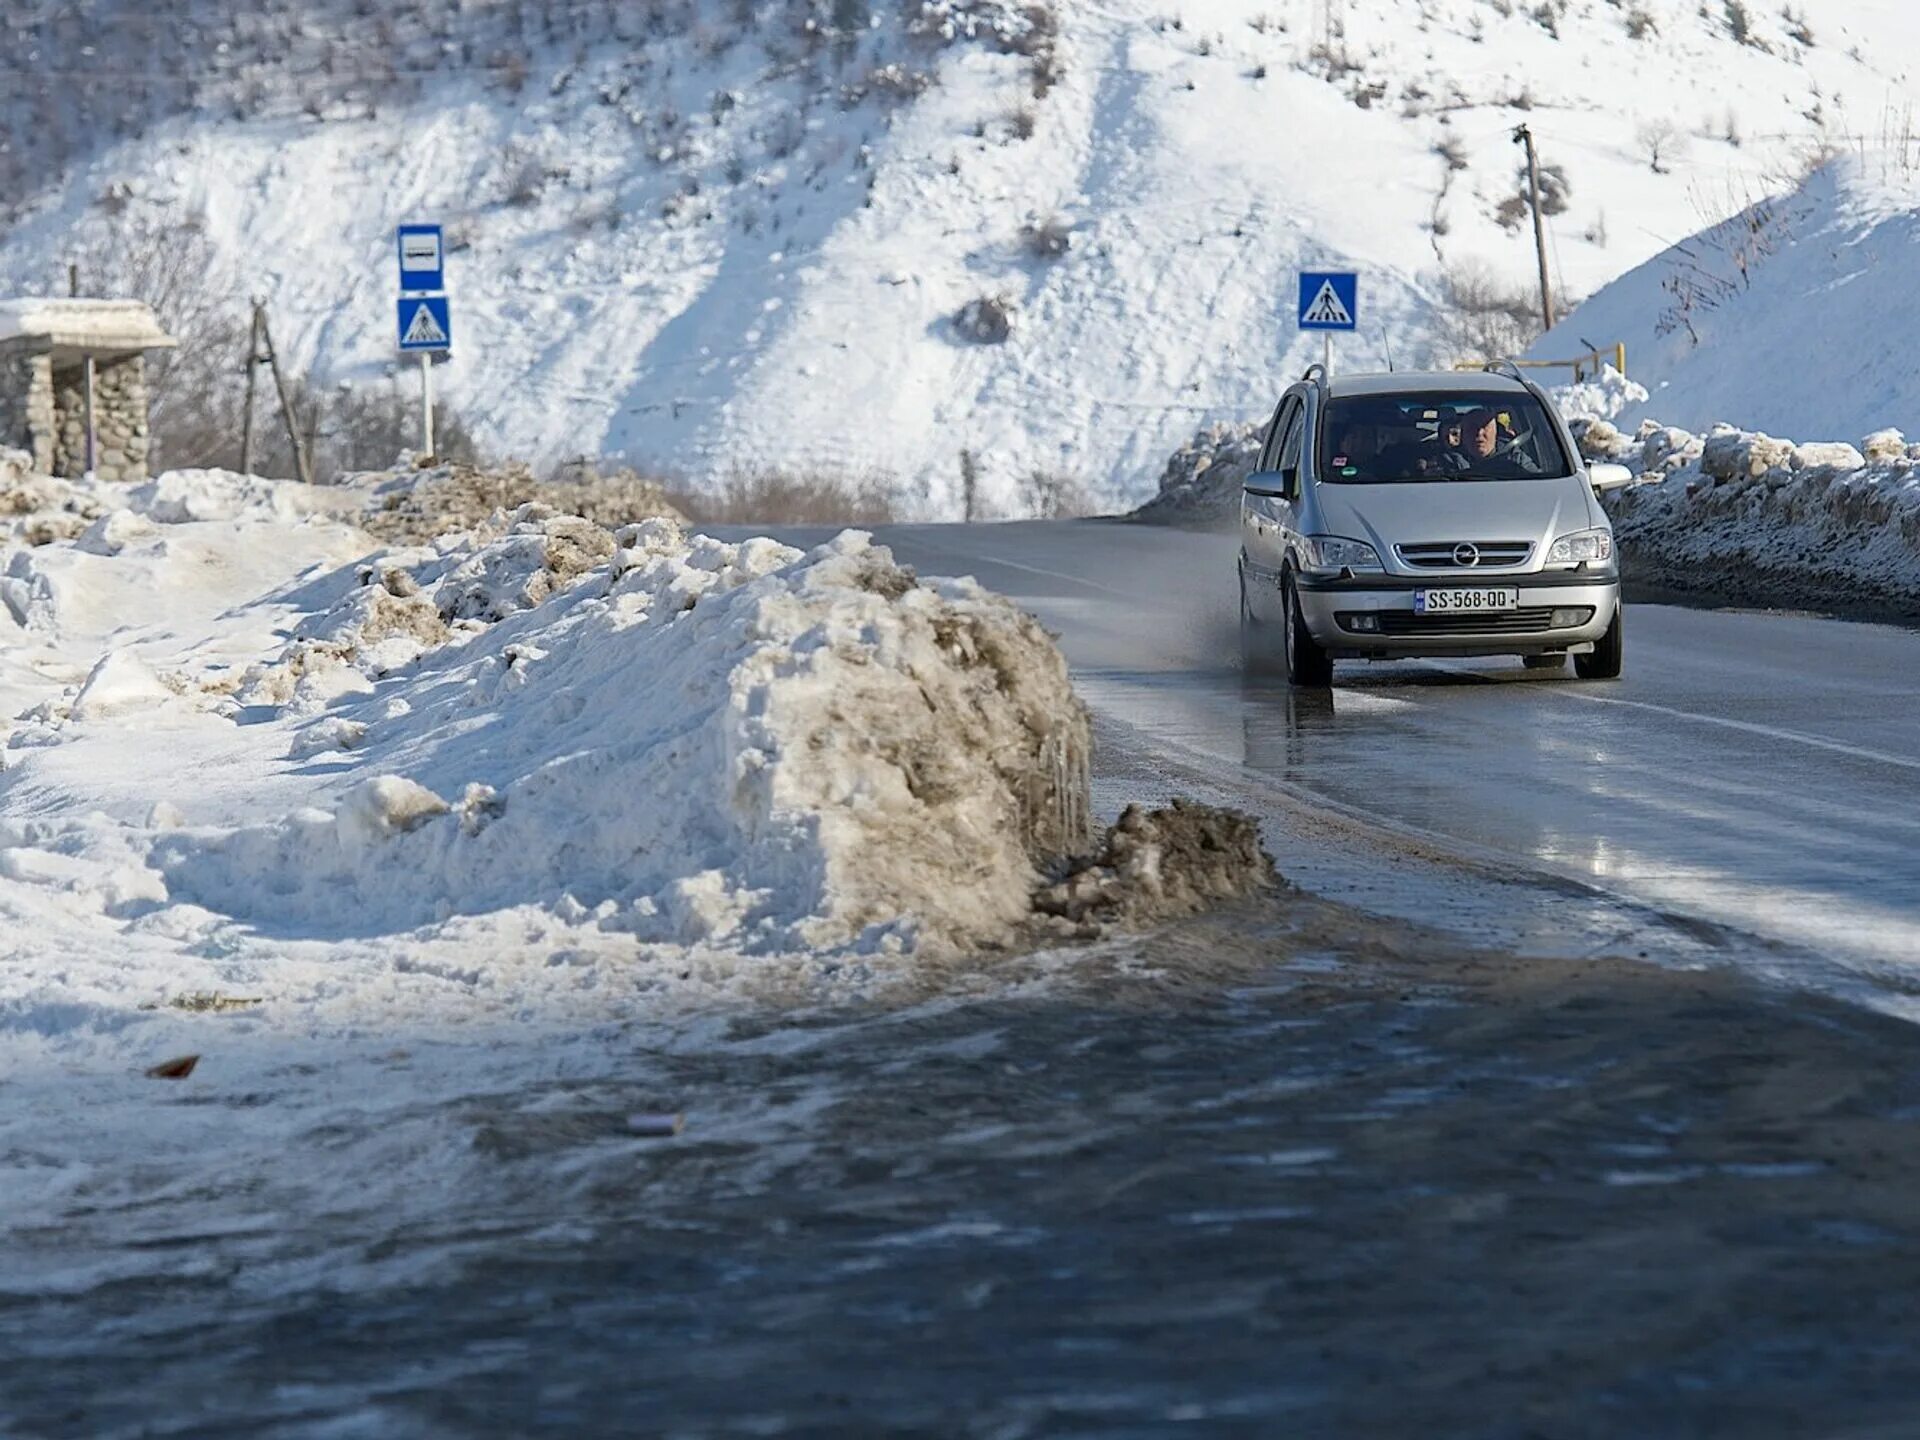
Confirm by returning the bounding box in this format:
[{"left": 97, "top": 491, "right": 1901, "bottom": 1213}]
[{"left": 1243, "top": 394, "right": 1303, "bottom": 585}]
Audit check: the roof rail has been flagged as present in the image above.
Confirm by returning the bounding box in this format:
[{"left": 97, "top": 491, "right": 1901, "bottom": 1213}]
[
  {"left": 1483, "top": 358, "right": 1525, "bottom": 382},
  {"left": 1301, "top": 362, "right": 1330, "bottom": 390}
]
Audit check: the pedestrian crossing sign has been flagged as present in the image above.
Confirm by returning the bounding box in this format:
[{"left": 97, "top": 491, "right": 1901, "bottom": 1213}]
[
  {"left": 1298, "top": 271, "right": 1359, "bottom": 331},
  {"left": 398, "top": 295, "right": 452, "bottom": 353}
]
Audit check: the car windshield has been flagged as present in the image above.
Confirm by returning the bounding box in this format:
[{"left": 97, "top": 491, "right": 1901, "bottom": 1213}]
[{"left": 1319, "top": 391, "right": 1572, "bottom": 484}]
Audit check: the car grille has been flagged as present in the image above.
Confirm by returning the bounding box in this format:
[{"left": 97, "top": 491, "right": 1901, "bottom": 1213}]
[
  {"left": 1395, "top": 541, "right": 1534, "bottom": 569},
  {"left": 1374, "top": 607, "right": 1561, "bottom": 636}
]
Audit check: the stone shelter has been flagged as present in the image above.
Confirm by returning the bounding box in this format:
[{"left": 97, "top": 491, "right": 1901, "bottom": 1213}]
[{"left": 0, "top": 299, "right": 176, "bottom": 482}]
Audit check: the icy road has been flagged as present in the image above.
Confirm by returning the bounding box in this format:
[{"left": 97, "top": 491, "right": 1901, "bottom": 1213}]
[{"left": 754, "top": 520, "right": 1920, "bottom": 1014}]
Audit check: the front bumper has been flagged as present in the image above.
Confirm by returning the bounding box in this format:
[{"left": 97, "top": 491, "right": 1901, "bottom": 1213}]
[{"left": 1292, "top": 572, "right": 1620, "bottom": 659}]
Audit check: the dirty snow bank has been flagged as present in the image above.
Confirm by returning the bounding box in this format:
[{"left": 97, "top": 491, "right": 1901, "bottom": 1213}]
[
  {"left": 1037, "top": 801, "right": 1273, "bottom": 929},
  {"left": 1571, "top": 414, "right": 1920, "bottom": 616},
  {"left": 1129, "top": 422, "right": 1262, "bottom": 528},
  {"left": 154, "top": 511, "right": 1096, "bottom": 955},
  {"left": 347, "top": 458, "right": 684, "bottom": 546}
]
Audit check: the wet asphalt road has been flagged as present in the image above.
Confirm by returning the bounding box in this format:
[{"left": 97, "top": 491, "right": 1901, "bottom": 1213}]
[
  {"left": 766, "top": 521, "right": 1920, "bottom": 1008},
  {"left": 13, "top": 522, "right": 1920, "bottom": 1439}
]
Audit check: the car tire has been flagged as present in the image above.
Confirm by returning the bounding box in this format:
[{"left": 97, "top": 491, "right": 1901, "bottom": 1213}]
[
  {"left": 1574, "top": 604, "right": 1624, "bottom": 680},
  {"left": 1522, "top": 654, "right": 1568, "bottom": 671},
  {"left": 1239, "top": 566, "right": 1282, "bottom": 675},
  {"left": 1282, "top": 573, "right": 1333, "bottom": 688}
]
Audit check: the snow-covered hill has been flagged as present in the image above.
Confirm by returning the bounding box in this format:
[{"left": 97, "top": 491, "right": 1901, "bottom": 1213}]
[
  {"left": 4, "top": 0, "right": 1917, "bottom": 511},
  {"left": 1535, "top": 152, "right": 1920, "bottom": 443}
]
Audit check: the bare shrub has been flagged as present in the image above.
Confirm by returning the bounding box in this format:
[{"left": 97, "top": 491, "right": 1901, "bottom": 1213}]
[
  {"left": 955, "top": 295, "right": 1016, "bottom": 344},
  {"left": 1008, "top": 105, "right": 1038, "bottom": 140},
  {"left": 1019, "top": 469, "right": 1093, "bottom": 519},
  {"left": 959, "top": 448, "right": 982, "bottom": 522},
  {"left": 1022, "top": 215, "right": 1073, "bottom": 259},
  {"left": 1430, "top": 260, "right": 1542, "bottom": 365},
  {"left": 668, "top": 468, "right": 902, "bottom": 525},
  {"left": 1625, "top": 8, "right": 1656, "bottom": 39},
  {"left": 858, "top": 63, "right": 936, "bottom": 105},
  {"left": 502, "top": 143, "right": 549, "bottom": 206},
  {"left": 1724, "top": 0, "right": 1755, "bottom": 46}
]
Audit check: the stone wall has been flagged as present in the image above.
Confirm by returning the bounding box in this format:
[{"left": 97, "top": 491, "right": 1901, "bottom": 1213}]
[
  {"left": 0, "top": 338, "right": 55, "bottom": 473},
  {"left": 51, "top": 354, "right": 149, "bottom": 482}
]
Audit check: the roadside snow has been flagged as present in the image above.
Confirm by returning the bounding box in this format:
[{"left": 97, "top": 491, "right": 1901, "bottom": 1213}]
[
  {"left": 154, "top": 512, "right": 1093, "bottom": 954},
  {"left": 1575, "top": 417, "right": 1920, "bottom": 614}
]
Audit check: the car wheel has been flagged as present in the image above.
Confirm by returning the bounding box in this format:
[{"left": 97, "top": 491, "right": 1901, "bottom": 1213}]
[
  {"left": 1522, "top": 654, "right": 1568, "bottom": 671},
  {"left": 1574, "top": 604, "right": 1624, "bottom": 680},
  {"left": 1282, "top": 573, "right": 1333, "bottom": 688},
  {"left": 1241, "top": 566, "right": 1283, "bottom": 675}
]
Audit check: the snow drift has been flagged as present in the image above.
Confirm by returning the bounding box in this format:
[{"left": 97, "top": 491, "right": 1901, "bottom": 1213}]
[
  {"left": 155, "top": 512, "right": 1095, "bottom": 953},
  {"left": 1533, "top": 156, "right": 1920, "bottom": 446},
  {"left": 1571, "top": 412, "right": 1920, "bottom": 616}
]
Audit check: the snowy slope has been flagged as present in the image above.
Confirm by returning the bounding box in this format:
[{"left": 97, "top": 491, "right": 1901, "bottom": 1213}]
[
  {"left": 4, "top": 0, "right": 1918, "bottom": 510},
  {"left": 1534, "top": 153, "right": 1920, "bottom": 442}
]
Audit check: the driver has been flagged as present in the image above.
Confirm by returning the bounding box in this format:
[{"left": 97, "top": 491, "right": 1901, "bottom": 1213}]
[{"left": 1436, "top": 406, "right": 1540, "bottom": 476}]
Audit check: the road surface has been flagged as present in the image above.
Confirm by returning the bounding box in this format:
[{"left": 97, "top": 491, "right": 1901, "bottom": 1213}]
[
  {"left": 766, "top": 520, "right": 1920, "bottom": 1016},
  {"left": 13, "top": 520, "right": 1920, "bottom": 1438}
]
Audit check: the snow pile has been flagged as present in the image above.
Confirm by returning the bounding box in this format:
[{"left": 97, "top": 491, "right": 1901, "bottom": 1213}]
[
  {"left": 0, "top": 466, "right": 356, "bottom": 640},
  {"left": 1598, "top": 420, "right": 1920, "bottom": 614},
  {"left": 156, "top": 517, "right": 1095, "bottom": 955},
  {"left": 1036, "top": 801, "right": 1273, "bottom": 930},
  {"left": 1549, "top": 366, "right": 1650, "bottom": 426},
  {"left": 351, "top": 459, "right": 684, "bottom": 546},
  {"left": 1130, "top": 421, "right": 1262, "bottom": 527}
]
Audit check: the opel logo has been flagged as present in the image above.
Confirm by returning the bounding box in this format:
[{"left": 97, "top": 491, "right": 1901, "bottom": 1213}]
[{"left": 1453, "top": 543, "right": 1480, "bottom": 567}]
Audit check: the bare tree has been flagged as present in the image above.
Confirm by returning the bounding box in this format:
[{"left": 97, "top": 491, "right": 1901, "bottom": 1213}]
[
  {"left": 70, "top": 221, "right": 249, "bottom": 470},
  {"left": 1636, "top": 118, "right": 1688, "bottom": 174}
]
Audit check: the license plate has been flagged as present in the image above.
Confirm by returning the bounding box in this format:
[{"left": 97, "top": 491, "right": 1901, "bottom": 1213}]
[{"left": 1415, "top": 588, "right": 1520, "bottom": 614}]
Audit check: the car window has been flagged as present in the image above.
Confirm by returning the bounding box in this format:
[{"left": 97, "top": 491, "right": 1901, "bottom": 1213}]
[
  {"left": 1319, "top": 391, "right": 1572, "bottom": 483},
  {"left": 1260, "top": 397, "right": 1298, "bottom": 472},
  {"left": 1279, "top": 406, "right": 1305, "bottom": 472}
]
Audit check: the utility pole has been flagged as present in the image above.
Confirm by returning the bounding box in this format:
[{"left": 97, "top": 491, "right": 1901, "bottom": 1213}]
[
  {"left": 249, "top": 302, "right": 314, "bottom": 486},
  {"left": 239, "top": 303, "right": 263, "bottom": 476},
  {"left": 1513, "top": 124, "right": 1556, "bottom": 335}
]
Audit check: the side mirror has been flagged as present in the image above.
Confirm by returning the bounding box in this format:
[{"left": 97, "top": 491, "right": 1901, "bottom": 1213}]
[
  {"left": 1589, "top": 462, "right": 1635, "bottom": 493},
  {"left": 1244, "top": 469, "right": 1288, "bottom": 499}
]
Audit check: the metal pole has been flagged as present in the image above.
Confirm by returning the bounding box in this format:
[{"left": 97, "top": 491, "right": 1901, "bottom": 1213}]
[
  {"left": 420, "top": 352, "right": 435, "bottom": 460},
  {"left": 83, "top": 354, "right": 97, "bottom": 479},
  {"left": 1323, "top": 332, "right": 1332, "bottom": 374},
  {"left": 1514, "top": 125, "right": 1556, "bottom": 335}
]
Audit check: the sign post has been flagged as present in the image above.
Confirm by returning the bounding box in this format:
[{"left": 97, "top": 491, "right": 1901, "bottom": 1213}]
[
  {"left": 396, "top": 225, "right": 450, "bottom": 459},
  {"left": 1297, "top": 270, "right": 1359, "bottom": 372}
]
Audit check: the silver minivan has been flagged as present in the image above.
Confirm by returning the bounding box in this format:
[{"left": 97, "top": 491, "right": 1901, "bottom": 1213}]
[{"left": 1238, "top": 363, "right": 1634, "bottom": 686}]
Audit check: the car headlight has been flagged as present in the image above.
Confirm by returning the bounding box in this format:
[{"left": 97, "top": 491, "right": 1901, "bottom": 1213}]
[
  {"left": 1301, "top": 535, "right": 1384, "bottom": 574},
  {"left": 1545, "top": 528, "right": 1614, "bottom": 565}
]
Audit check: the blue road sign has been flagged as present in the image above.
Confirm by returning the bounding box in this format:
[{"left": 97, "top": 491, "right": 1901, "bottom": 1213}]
[
  {"left": 1298, "top": 271, "right": 1359, "bottom": 331},
  {"left": 397, "top": 224, "right": 445, "bottom": 293},
  {"left": 398, "top": 294, "right": 451, "bottom": 352}
]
